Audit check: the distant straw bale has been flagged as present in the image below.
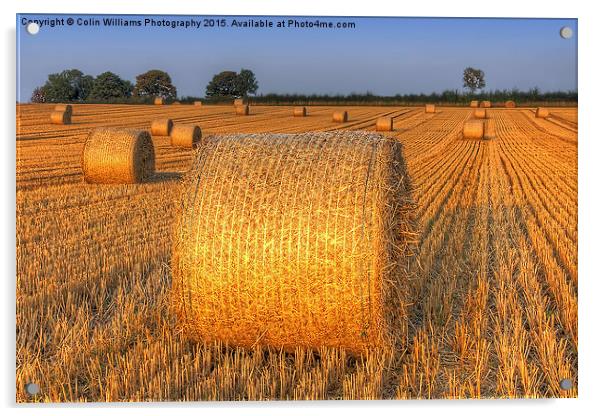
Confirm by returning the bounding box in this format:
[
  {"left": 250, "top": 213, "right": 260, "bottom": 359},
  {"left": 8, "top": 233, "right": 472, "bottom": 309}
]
[
  {"left": 463, "top": 120, "right": 484, "bottom": 139},
  {"left": 480, "top": 101, "right": 491, "bottom": 108},
  {"left": 50, "top": 111, "right": 71, "bottom": 125},
  {"left": 375, "top": 117, "right": 393, "bottom": 131},
  {"left": 170, "top": 125, "right": 203, "bottom": 148},
  {"left": 172, "top": 132, "right": 415, "bottom": 354},
  {"left": 236, "top": 105, "right": 250, "bottom": 115},
  {"left": 505, "top": 100, "right": 516, "bottom": 108},
  {"left": 473, "top": 108, "right": 488, "bottom": 119},
  {"left": 470, "top": 100, "right": 479, "bottom": 108},
  {"left": 293, "top": 107, "right": 307, "bottom": 117},
  {"left": 425, "top": 104, "right": 435, "bottom": 113},
  {"left": 82, "top": 128, "right": 155, "bottom": 184},
  {"left": 234, "top": 98, "right": 244, "bottom": 106},
  {"left": 151, "top": 118, "right": 173, "bottom": 136},
  {"left": 154, "top": 97, "right": 164, "bottom": 105},
  {"left": 536, "top": 107, "right": 550, "bottom": 118},
  {"left": 54, "top": 104, "right": 72, "bottom": 115},
  {"left": 332, "top": 111, "right": 348, "bottom": 122}
]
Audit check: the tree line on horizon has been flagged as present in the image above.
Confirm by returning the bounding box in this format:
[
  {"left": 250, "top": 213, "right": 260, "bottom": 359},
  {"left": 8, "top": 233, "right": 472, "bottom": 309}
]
[{"left": 29, "top": 67, "right": 577, "bottom": 105}]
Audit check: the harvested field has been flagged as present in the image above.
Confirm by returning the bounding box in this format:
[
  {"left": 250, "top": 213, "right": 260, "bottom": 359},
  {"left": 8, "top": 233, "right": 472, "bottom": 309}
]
[{"left": 16, "top": 104, "right": 578, "bottom": 401}]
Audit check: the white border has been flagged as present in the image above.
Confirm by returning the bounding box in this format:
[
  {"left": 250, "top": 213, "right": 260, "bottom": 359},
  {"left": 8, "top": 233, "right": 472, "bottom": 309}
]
[{"left": 3, "top": 1, "right": 601, "bottom": 414}]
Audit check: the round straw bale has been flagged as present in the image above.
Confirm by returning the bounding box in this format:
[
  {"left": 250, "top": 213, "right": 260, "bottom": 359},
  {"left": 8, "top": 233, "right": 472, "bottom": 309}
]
[
  {"left": 293, "top": 106, "right": 307, "bottom": 117},
  {"left": 375, "top": 117, "right": 393, "bottom": 131},
  {"left": 425, "top": 104, "right": 436, "bottom": 113},
  {"left": 154, "top": 97, "right": 164, "bottom": 105},
  {"left": 473, "top": 108, "right": 488, "bottom": 119},
  {"left": 470, "top": 100, "right": 479, "bottom": 108},
  {"left": 236, "top": 104, "right": 250, "bottom": 115},
  {"left": 536, "top": 107, "right": 549, "bottom": 118},
  {"left": 50, "top": 111, "right": 71, "bottom": 125},
  {"left": 173, "top": 101, "right": 181, "bottom": 105},
  {"left": 170, "top": 125, "right": 203, "bottom": 148},
  {"left": 54, "top": 104, "right": 72, "bottom": 115},
  {"left": 484, "top": 119, "right": 496, "bottom": 140},
  {"left": 82, "top": 128, "right": 155, "bottom": 184},
  {"left": 480, "top": 100, "right": 491, "bottom": 108},
  {"left": 234, "top": 98, "right": 244, "bottom": 106},
  {"left": 172, "top": 132, "right": 415, "bottom": 354},
  {"left": 151, "top": 118, "right": 173, "bottom": 136},
  {"left": 194, "top": 101, "right": 203, "bottom": 106},
  {"left": 463, "top": 120, "right": 484, "bottom": 139},
  {"left": 505, "top": 100, "right": 516, "bottom": 108},
  {"left": 332, "top": 111, "right": 348, "bottom": 122}
]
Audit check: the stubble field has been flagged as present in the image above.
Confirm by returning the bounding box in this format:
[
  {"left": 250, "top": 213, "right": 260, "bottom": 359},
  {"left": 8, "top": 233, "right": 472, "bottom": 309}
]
[{"left": 16, "top": 103, "right": 578, "bottom": 401}]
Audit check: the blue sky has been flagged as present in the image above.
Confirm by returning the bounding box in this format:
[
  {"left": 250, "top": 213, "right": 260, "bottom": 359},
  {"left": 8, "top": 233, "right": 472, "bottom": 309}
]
[{"left": 16, "top": 14, "right": 577, "bottom": 102}]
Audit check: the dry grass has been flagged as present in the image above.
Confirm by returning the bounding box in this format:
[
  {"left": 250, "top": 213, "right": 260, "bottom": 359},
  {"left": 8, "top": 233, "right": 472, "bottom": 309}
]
[
  {"left": 473, "top": 109, "right": 488, "bottom": 119},
  {"left": 16, "top": 104, "right": 577, "bottom": 401}
]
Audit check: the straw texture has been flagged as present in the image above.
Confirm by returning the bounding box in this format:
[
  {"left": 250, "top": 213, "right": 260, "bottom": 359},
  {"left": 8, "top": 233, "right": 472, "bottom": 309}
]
[
  {"left": 473, "top": 108, "right": 488, "bottom": 119},
  {"left": 484, "top": 119, "right": 496, "bottom": 140},
  {"left": 536, "top": 107, "right": 550, "bottom": 118},
  {"left": 154, "top": 97, "right": 164, "bottom": 105},
  {"left": 54, "top": 104, "right": 72, "bottom": 115},
  {"left": 82, "top": 128, "right": 155, "bottom": 184},
  {"left": 236, "top": 105, "right": 250, "bottom": 115},
  {"left": 234, "top": 98, "right": 244, "bottom": 106},
  {"left": 172, "top": 132, "right": 415, "bottom": 354},
  {"left": 425, "top": 104, "right": 435, "bottom": 113},
  {"left": 332, "top": 111, "right": 348, "bottom": 122},
  {"left": 151, "top": 118, "right": 173, "bottom": 136},
  {"left": 50, "top": 111, "right": 71, "bottom": 125},
  {"left": 170, "top": 125, "right": 203, "bottom": 148},
  {"left": 375, "top": 117, "right": 393, "bottom": 131},
  {"left": 470, "top": 100, "right": 479, "bottom": 108},
  {"left": 463, "top": 120, "right": 484, "bottom": 139},
  {"left": 293, "top": 107, "right": 307, "bottom": 117}
]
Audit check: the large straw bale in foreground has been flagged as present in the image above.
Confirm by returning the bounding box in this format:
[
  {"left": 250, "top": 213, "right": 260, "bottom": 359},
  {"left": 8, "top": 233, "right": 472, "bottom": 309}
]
[
  {"left": 293, "top": 106, "right": 307, "bottom": 117},
  {"left": 151, "top": 118, "right": 173, "bottom": 136},
  {"left": 473, "top": 108, "right": 488, "bottom": 119},
  {"left": 172, "top": 132, "right": 415, "bottom": 354},
  {"left": 50, "top": 111, "right": 71, "bottom": 125},
  {"left": 170, "top": 125, "right": 203, "bottom": 148},
  {"left": 82, "top": 128, "right": 155, "bottom": 184},
  {"left": 470, "top": 100, "right": 479, "bottom": 108},
  {"left": 425, "top": 104, "right": 435, "bottom": 113},
  {"left": 463, "top": 120, "right": 484, "bottom": 139},
  {"left": 375, "top": 117, "right": 393, "bottom": 131},
  {"left": 332, "top": 111, "right": 348, "bottom": 122},
  {"left": 236, "top": 104, "right": 250, "bottom": 115},
  {"left": 536, "top": 107, "right": 550, "bottom": 118}
]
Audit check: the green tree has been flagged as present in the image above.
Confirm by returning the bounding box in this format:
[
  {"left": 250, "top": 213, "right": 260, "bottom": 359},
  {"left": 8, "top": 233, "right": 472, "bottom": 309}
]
[
  {"left": 462, "top": 67, "right": 486, "bottom": 94},
  {"left": 89, "top": 71, "right": 133, "bottom": 100},
  {"left": 133, "top": 69, "right": 177, "bottom": 99},
  {"left": 235, "top": 68, "right": 258, "bottom": 97},
  {"left": 39, "top": 69, "right": 94, "bottom": 102},
  {"left": 205, "top": 71, "right": 239, "bottom": 98}
]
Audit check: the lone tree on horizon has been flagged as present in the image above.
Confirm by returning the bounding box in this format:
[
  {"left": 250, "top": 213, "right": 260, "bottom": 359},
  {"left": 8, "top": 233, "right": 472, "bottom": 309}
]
[
  {"left": 133, "top": 69, "right": 177, "bottom": 100},
  {"left": 463, "top": 67, "right": 486, "bottom": 95},
  {"left": 206, "top": 69, "right": 258, "bottom": 99}
]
